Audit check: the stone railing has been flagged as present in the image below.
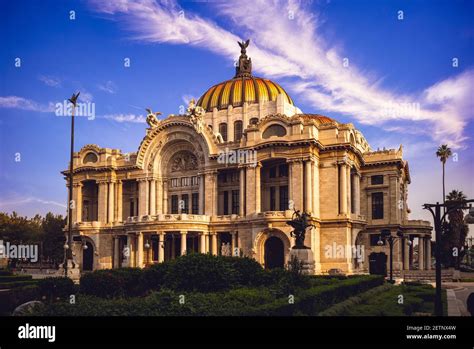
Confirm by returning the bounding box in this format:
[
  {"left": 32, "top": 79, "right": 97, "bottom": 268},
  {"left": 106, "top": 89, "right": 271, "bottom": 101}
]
[{"left": 126, "top": 214, "right": 210, "bottom": 224}]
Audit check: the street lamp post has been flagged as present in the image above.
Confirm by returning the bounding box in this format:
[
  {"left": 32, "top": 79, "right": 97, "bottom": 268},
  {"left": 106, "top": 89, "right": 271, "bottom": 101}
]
[
  {"left": 65, "top": 92, "right": 80, "bottom": 277},
  {"left": 423, "top": 199, "right": 474, "bottom": 316},
  {"left": 378, "top": 229, "right": 407, "bottom": 283}
]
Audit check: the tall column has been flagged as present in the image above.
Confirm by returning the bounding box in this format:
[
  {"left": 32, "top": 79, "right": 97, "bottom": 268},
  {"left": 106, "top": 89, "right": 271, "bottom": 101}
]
[
  {"left": 304, "top": 160, "right": 312, "bottom": 213},
  {"left": 339, "top": 164, "right": 347, "bottom": 214},
  {"left": 108, "top": 181, "right": 115, "bottom": 223},
  {"left": 418, "top": 237, "right": 425, "bottom": 270},
  {"left": 199, "top": 175, "right": 205, "bottom": 215},
  {"left": 180, "top": 231, "right": 187, "bottom": 256},
  {"left": 97, "top": 181, "right": 108, "bottom": 223},
  {"left": 113, "top": 236, "right": 120, "bottom": 269},
  {"left": 158, "top": 232, "right": 165, "bottom": 263},
  {"left": 200, "top": 232, "right": 207, "bottom": 253},
  {"left": 156, "top": 178, "right": 163, "bottom": 214},
  {"left": 231, "top": 232, "right": 237, "bottom": 256},
  {"left": 138, "top": 179, "right": 149, "bottom": 216},
  {"left": 149, "top": 179, "right": 156, "bottom": 215},
  {"left": 137, "top": 233, "right": 144, "bottom": 268},
  {"left": 312, "top": 159, "right": 320, "bottom": 218},
  {"left": 211, "top": 233, "right": 218, "bottom": 255},
  {"left": 354, "top": 173, "right": 361, "bottom": 216},
  {"left": 128, "top": 235, "right": 134, "bottom": 267},
  {"left": 162, "top": 180, "right": 168, "bottom": 214},
  {"left": 425, "top": 238, "right": 431, "bottom": 270},
  {"left": 255, "top": 163, "right": 261, "bottom": 214},
  {"left": 239, "top": 168, "right": 245, "bottom": 216},
  {"left": 403, "top": 237, "right": 410, "bottom": 270},
  {"left": 346, "top": 166, "right": 352, "bottom": 215},
  {"left": 116, "top": 180, "right": 122, "bottom": 222},
  {"left": 73, "top": 182, "right": 83, "bottom": 223}
]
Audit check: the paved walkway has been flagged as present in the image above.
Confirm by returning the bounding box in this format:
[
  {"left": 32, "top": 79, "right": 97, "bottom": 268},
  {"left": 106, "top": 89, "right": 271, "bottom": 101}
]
[{"left": 444, "top": 282, "right": 474, "bottom": 316}]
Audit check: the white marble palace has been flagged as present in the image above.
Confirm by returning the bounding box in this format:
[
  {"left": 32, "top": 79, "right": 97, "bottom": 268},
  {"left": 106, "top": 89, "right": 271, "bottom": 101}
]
[{"left": 64, "top": 41, "right": 432, "bottom": 275}]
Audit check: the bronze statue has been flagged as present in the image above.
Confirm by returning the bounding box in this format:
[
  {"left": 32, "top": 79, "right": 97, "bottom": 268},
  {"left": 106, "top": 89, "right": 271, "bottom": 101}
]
[
  {"left": 235, "top": 39, "right": 252, "bottom": 77},
  {"left": 286, "top": 209, "right": 314, "bottom": 249}
]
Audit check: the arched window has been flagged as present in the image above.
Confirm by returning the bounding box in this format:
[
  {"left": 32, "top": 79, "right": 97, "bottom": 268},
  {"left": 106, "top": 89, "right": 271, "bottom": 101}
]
[
  {"left": 219, "top": 123, "right": 228, "bottom": 141},
  {"left": 234, "top": 120, "right": 243, "bottom": 141},
  {"left": 249, "top": 117, "right": 259, "bottom": 126},
  {"left": 262, "top": 124, "right": 287, "bottom": 139},
  {"left": 83, "top": 152, "right": 98, "bottom": 164}
]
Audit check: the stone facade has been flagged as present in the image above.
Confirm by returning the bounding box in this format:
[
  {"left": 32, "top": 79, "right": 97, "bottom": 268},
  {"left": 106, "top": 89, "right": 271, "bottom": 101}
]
[{"left": 63, "top": 47, "right": 432, "bottom": 275}]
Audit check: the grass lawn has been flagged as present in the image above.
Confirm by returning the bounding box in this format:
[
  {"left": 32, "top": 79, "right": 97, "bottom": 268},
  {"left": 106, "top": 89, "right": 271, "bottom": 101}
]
[{"left": 326, "top": 283, "right": 448, "bottom": 316}]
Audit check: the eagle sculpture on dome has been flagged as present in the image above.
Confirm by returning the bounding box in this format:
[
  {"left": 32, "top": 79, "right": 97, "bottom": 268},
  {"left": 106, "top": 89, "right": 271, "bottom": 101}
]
[
  {"left": 146, "top": 108, "right": 161, "bottom": 128},
  {"left": 236, "top": 39, "right": 252, "bottom": 77}
]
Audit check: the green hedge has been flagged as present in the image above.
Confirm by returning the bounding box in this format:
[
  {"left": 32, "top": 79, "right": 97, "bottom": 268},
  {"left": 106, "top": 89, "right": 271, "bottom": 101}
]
[
  {"left": 37, "top": 277, "right": 76, "bottom": 302},
  {"left": 80, "top": 268, "right": 143, "bottom": 298},
  {"left": 33, "top": 275, "right": 385, "bottom": 316},
  {"left": 0, "top": 280, "right": 38, "bottom": 290},
  {"left": 0, "top": 275, "right": 33, "bottom": 282},
  {"left": 0, "top": 285, "right": 40, "bottom": 315}
]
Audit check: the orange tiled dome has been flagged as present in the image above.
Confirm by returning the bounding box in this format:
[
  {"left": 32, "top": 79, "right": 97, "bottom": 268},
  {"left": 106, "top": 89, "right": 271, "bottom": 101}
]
[{"left": 197, "top": 76, "right": 294, "bottom": 112}]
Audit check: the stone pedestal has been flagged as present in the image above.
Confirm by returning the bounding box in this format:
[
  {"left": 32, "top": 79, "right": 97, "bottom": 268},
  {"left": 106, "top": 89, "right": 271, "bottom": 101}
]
[
  {"left": 57, "top": 259, "right": 81, "bottom": 283},
  {"left": 289, "top": 248, "right": 315, "bottom": 275}
]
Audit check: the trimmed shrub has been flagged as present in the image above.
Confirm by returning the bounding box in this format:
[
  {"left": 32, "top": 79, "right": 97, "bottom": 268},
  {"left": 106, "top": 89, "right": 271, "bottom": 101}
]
[
  {"left": 0, "top": 275, "right": 33, "bottom": 282},
  {"left": 163, "top": 253, "right": 239, "bottom": 292},
  {"left": 38, "top": 277, "right": 76, "bottom": 302},
  {"left": 139, "top": 263, "right": 170, "bottom": 293},
  {"left": 80, "top": 268, "right": 142, "bottom": 298}
]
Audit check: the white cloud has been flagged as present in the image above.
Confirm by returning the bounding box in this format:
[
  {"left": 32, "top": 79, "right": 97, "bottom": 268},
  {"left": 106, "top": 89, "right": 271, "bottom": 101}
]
[
  {"left": 0, "top": 196, "right": 66, "bottom": 209},
  {"left": 38, "top": 75, "right": 61, "bottom": 87},
  {"left": 98, "top": 80, "right": 118, "bottom": 94},
  {"left": 88, "top": 0, "right": 473, "bottom": 148},
  {"left": 0, "top": 96, "right": 54, "bottom": 112},
  {"left": 102, "top": 113, "right": 146, "bottom": 123}
]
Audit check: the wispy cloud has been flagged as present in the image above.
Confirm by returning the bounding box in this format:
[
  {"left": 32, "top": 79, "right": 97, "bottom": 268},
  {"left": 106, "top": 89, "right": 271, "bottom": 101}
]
[
  {"left": 98, "top": 80, "right": 118, "bottom": 94},
  {"left": 102, "top": 113, "right": 146, "bottom": 123},
  {"left": 0, "top": 196, "right": 66, "bottom": 209},
  {"left": 88, "top": 0, "right": 473, "bottom": 148},
  {"left": 0, "top": 96, "right": 54, "bottom": 112},
  {"left": 38, "top": 75, "right": 61, "bottom": 87}
]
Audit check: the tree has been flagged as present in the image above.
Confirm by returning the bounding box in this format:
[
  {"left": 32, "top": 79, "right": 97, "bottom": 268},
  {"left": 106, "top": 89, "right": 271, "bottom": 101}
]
[
  {"left": 41, "top": 213, "right": 66, "bottom": 267},
  {"left": 442, "top": 190, "right": 469, "bottom": 269},
  {"left": 436, "top": 144, "right": 452, "bottom": 209}
]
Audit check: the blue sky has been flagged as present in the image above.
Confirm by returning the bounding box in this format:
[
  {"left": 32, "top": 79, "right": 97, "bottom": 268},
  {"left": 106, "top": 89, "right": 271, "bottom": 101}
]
[{"left": 0, "top": 0, "right": 473, "bottom": 228}]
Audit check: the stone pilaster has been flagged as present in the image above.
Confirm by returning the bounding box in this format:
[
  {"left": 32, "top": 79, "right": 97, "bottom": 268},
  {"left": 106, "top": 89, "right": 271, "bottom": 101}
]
[
  {"left": 239, "top": 168, "right": 245, "bottom": 216},
  {"left": 97, "top": 181, "right": 108, "bottom": 223},
  {"left": 339, "top": 163, "right": 347, "bottom": 214},
  {"left": 162, "top": 180, "right": 168, "bottom": 214},
  {"left": 312, "top": 159, "right": 320, "bottom": 218},
  {"left": 115, "top": 180, "right": 122, "bottom": 222},
  {"left": 156, "top": 178, "right": 163, "bottom": 214},
  {"left": 108, "top": 181, "right": 115, "bottom": 223},
  {"left": 149, "top": 179, "right": 156, "bottom": 215},
  {"left": 113, "top": 237, "right": 120, "bottom": 269},
  {"left": 138, "top": 178, "right": 149, "bottom": 216},
  {"left": 288, "top": 159, "right": 303, "bottom": 211},
  {"left": 72, "top": 182, "right": 83, "bottom": 223},
  {"left": 204, "top": 171, "right": 218, "bottom": 216},
  {"left": 304, "top": 160, "right": 312, "bottom": 213}
]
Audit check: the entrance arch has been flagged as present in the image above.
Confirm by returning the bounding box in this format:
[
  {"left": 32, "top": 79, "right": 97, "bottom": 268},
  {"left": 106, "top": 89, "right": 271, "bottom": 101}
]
[
  {"left": 369, "top": 252, "right": 387, "bottom": 276},
  {"left": 264, "top": 236, "right": 285, "bottom": 269},
  {"left": 82, "top": 241, "right": 94, "bottom": 271}
]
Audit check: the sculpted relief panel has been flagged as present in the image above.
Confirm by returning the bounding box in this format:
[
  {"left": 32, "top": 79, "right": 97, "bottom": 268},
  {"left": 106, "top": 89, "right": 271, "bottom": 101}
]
[{"left": 170, "top": 151, "right": 198, "bottom": 172}]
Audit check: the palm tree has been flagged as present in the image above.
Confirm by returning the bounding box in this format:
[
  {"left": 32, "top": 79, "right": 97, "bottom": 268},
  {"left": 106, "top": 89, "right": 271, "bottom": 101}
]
[
  {"left": 445, "top": 190, "right": 469, "bottom": 269},
  {"left": 436, "top": 144, "right": 452, "bottom": 209}
]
